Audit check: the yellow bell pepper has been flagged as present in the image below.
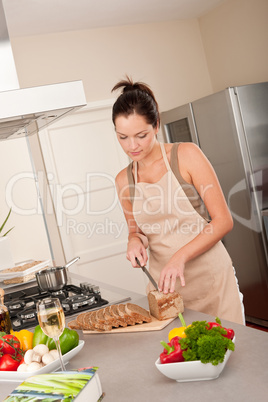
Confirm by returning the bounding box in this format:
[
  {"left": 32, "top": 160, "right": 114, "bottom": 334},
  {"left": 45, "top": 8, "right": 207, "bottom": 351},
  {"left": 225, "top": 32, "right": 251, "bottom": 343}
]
[
  {"left": 168, "top": 326, "right": 187, "bottom": 341},
  {"left": 10, "top": 329, "right": 34, "bottom": 351},
  {"left": 168, "top": 313, "right": 191, "bottom": 342}
]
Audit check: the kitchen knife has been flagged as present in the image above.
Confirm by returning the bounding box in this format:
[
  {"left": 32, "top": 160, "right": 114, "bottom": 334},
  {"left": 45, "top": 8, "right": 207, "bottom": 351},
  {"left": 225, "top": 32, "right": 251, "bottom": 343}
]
[{"left": 135, "top": 257, "right": 158, "bottom": 290}]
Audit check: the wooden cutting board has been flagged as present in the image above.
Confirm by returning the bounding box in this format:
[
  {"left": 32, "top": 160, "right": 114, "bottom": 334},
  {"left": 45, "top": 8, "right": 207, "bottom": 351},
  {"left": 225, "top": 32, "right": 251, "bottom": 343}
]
[{"left": 83, "top": 315, "right": 176, "bottom": 334}]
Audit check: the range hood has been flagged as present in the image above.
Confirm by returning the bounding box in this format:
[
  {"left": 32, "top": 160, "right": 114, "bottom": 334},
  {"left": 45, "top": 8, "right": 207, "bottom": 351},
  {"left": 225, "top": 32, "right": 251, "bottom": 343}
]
[
  {"left": 0, "top": 0, "right": 86, "bottom": 141},
  {"left": 0, "top": 81, "right": 87, "bottom": 140}
]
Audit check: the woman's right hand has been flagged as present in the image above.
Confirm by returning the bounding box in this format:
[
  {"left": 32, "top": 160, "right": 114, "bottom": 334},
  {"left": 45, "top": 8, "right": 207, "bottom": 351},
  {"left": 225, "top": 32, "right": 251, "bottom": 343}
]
[{"left": 127, "top": 237, "right": 148, "bottom": 268}]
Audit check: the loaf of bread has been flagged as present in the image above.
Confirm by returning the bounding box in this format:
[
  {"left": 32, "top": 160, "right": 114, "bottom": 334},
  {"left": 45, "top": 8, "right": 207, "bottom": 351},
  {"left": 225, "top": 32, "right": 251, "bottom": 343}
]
[
  {"left": 68, "top": 302, "right": 152, "bottom": 331},
  {"left": 148, "top": 290, "right": 184, "bottom": 320}
]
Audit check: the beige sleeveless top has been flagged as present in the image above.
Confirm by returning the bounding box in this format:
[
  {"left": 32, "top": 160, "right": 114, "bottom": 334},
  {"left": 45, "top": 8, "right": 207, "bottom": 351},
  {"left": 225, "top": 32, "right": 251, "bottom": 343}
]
[{"left": 128, "top": 142, "right": 244, "bottom": 324}]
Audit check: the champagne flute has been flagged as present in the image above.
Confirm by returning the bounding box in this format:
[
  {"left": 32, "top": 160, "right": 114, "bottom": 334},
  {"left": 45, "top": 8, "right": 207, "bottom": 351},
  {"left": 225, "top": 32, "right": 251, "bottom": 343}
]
[{"left": 37, "top": 297, "right": 66, "bottom": 371}]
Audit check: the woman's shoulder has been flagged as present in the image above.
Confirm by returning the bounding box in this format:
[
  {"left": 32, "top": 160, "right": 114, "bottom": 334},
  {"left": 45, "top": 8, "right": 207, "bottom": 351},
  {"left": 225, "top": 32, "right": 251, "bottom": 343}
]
[
  {"left": 177, "top": 142, "right": 204, "bottom": 161},
  {"left": 115, "top": 164, "right": 132, "bottom": 189}
]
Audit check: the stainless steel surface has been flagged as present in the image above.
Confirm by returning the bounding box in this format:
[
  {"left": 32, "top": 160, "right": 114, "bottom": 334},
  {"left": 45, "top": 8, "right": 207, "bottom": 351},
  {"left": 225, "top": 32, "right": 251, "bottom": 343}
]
[
  {"left": 161, "top": 82, "right": 268, "bottom": 326},
  {"left": 36, "top": 266, "right": 68, "bottom": 291},
  {"left": 35, "top": 257, "right": 80, "bottom": 291},
  {"left": 0, "top": 0, "right": 86, "bottom": 140},
  {"left": 136, "top": 257, "right": 158, "bottom": 290},
  {"left": 65, "top": 257, "right": 80, "bottom": 269},
  {"left": 161, "top": 102, "right": 199, "bottom": 145}
]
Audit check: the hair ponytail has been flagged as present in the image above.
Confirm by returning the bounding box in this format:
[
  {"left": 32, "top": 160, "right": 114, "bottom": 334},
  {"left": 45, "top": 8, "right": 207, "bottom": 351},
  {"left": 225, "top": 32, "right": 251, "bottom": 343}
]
[{"left": 112, "top": 76, "right": 160, "bottom": 128}]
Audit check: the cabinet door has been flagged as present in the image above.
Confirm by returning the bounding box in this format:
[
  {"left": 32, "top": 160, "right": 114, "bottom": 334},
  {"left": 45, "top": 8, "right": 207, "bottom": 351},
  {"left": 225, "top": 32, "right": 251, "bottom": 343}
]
[{"left": 39, "top": 100, "right": 146, "bottom": 294}]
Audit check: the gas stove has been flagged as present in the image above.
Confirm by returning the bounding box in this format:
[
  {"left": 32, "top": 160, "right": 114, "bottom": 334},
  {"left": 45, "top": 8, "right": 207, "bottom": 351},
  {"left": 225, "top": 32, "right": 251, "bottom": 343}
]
[{"left": 4, "top": 282, "right": 109, "bottom": 330}]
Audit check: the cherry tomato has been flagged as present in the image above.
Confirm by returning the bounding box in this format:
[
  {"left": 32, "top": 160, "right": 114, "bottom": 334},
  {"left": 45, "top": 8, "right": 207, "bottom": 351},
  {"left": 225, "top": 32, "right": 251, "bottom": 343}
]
[
  {"left": 0, "top": 354, "right": 21, "bottom": 371},
  {"left": 0, "top": 334, "right": 20, "bottom": 355}
]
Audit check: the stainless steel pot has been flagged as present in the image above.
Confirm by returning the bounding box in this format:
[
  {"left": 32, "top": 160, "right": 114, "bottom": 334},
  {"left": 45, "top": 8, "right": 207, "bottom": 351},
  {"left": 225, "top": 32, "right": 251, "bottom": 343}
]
[{"left": 35, "top": 257, "right": 80, "bottom": 291}]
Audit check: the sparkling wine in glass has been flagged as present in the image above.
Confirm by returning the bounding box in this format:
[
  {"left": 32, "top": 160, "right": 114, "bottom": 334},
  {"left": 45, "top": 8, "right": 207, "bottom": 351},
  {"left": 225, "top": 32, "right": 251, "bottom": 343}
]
[{"left": 37, "top": 297, "right": 66, "bottom": 371}]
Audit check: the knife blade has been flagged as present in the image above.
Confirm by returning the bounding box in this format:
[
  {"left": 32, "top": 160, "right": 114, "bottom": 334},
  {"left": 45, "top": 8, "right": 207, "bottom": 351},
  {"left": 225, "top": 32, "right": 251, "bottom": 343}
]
[{"left": 135, "top": 257, "right": 158, "bottom": 290}]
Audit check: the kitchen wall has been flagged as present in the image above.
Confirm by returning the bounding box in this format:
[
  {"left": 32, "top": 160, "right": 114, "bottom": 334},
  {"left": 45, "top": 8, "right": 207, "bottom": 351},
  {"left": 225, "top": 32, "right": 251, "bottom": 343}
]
[
  {"left": 11, "top": 19, "right": 213, "bottom": 111},
  {"left": 199, "top": 0, "right": 268, "bottom": 92}
]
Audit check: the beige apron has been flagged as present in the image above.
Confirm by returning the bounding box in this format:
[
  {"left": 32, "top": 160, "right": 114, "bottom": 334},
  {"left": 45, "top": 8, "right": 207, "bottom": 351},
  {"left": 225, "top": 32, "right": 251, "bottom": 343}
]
[{"left": 133, "top": 143, "right": 244, "bottom": 324}]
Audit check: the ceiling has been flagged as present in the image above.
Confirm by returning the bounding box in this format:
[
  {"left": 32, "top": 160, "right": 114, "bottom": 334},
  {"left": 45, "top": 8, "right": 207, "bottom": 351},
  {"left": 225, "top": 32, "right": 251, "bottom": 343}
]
[{"left": 3, "top": 0, "right": 226, "bottom": 38}]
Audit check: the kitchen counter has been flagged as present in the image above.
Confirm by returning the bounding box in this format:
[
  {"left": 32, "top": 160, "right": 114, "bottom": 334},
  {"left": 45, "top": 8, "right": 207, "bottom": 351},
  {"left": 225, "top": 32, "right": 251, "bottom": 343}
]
[{"left": 2, "top": 278, "right": 268, "bottom": 401}]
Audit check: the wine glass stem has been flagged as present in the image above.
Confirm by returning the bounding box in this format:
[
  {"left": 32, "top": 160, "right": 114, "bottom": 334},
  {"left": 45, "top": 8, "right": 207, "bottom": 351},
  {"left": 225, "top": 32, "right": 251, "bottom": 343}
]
[{"left": 55, "top": 337, "right": 66, "bottom": 371}]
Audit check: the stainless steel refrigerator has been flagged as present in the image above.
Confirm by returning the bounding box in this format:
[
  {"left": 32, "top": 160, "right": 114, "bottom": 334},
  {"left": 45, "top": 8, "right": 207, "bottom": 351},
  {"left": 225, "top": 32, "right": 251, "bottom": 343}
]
[{"left": 161, "top": 82, "right": 268, "bottom": 327}]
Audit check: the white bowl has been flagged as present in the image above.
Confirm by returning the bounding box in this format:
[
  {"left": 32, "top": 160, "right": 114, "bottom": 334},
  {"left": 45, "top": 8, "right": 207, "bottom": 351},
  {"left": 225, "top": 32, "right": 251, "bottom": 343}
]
[
  {"left": 155, "top": 337, "right": 235, "bottom": 382},
  {"left": 0, "top": 340, "right": 85, "bottom": 382}
]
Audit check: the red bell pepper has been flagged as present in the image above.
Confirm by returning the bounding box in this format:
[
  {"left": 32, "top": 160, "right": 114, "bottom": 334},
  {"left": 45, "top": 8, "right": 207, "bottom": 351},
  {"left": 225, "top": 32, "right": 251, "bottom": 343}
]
[
  {"left": 160, "top": 336, "right": 185, "bottom": 364},
  {"left": 222, "top": 328, "right": 235, "bottom": 340},
  {"left": 206, "top": 319, "right": 235, "bottom": 340}
]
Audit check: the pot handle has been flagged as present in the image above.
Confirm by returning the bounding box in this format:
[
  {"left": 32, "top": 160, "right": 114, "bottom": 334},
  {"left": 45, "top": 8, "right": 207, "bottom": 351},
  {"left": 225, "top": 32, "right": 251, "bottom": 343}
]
[{"left": 65, "top": 256, "right": 80, "bottom": 269}]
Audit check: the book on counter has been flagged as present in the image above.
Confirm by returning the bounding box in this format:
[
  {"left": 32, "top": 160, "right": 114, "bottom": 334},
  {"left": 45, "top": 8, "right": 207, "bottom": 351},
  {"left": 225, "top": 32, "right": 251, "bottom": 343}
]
[{"left": 4, "top": 367, "right": 104, "bottom": 401}]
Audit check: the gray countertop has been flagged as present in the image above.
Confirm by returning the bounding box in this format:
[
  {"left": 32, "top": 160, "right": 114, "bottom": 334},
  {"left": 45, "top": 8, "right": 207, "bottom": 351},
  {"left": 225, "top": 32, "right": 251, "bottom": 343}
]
[{"left": 2, "top": 274, "right": 268, "bottom": 401}]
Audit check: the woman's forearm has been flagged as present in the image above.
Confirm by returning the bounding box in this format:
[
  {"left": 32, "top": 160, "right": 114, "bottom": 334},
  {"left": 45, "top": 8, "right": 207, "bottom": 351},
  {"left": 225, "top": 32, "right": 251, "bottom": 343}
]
[{"left": 128, "top": 232, "right": 149, "bottom": 249}]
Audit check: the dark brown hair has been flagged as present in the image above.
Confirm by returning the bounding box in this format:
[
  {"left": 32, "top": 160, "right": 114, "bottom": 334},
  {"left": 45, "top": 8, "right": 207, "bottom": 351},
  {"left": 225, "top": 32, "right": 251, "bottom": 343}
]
[{"left": 111, "top": 76, "right": 160, "bottom": 128}]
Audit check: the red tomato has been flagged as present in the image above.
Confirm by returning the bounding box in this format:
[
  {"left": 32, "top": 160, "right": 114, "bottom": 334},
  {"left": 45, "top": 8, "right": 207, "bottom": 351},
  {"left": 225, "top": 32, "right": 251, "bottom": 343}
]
[
  {"left": 0, "top": 354, "right": 21, "bottom": 371},
  {"left": 0, "top": 334, "right": 20, "bottom": 356}
]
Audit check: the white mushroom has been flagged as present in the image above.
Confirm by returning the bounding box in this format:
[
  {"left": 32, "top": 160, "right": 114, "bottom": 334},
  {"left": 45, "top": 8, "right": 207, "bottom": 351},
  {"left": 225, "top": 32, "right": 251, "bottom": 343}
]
[
  {"left": 17, "top": 363, "right": 28, "bottom": 372},
  {"left": 33, "top": 344, "right": 49, "bottom": 357},
  {"left": 24, "top": 349, "right": 42, "bottom": 364},
  {"left": 42, "top": 349, "right": 59, "bottom": 365},
  {"left": 26, "top": 362, "right": 43, "bottom": 372},
  {"left": 48, "top": 349, "right": 59, "bottom": 360}
]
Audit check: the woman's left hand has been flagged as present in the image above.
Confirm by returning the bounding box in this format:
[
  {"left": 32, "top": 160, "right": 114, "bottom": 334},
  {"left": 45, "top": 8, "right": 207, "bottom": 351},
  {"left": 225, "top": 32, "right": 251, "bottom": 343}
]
[{"left": 158, "top": 256, "right": 186, "bottom": 294}]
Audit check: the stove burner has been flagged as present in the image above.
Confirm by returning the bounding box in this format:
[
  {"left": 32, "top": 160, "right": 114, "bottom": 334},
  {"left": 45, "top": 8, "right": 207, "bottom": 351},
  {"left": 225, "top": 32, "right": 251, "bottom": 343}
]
[
  {"left": 18, "top": 308, "right": 37, "bottom": 321},
  {"left": 49, "top": 290, "right": 67, "bottom": 299},
  {"left": 4, "top": 284, "right": 109, "bottom": 330},
  {"left": 62, "top": 294, "right": 95, "bottom": 311},
  {"left": 7, "top": 301, "right": 25, "bottom": 311}
]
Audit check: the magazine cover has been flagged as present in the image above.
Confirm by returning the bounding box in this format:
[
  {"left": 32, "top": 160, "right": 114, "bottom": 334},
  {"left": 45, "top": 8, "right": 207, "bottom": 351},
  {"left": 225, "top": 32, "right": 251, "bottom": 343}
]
[{"left": 4, "top": 367, "right": 100, "bottom": 401}]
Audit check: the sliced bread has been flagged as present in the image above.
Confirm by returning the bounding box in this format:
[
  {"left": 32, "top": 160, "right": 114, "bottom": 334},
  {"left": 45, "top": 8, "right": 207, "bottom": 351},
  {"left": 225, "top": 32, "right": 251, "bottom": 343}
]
[
  {"left": 102, "top": 306, "right": 120, "bottom": 328},
  {"left": 76, "top": 312, "right": 88, "bottom": 328},
  {"left": 125, "top": 303, "right": 152, "bottom": 323},
  {"left": 96, "top": 308, "right": 108, "bottom": 325},
  {"left": 91, "top": 309, "right": 113, "bottom": 331},
  {"left": 68, "top": 319, "right": 81, "bottom": 330},
  {"left": 109, "top": 305, "right": 128, "bottom": 327},
  {"left": 82, "top": 311, "right": 97, "bottom": 331},
  {"left": 117, "top": 304, "right": 137, "bottom": 325}
]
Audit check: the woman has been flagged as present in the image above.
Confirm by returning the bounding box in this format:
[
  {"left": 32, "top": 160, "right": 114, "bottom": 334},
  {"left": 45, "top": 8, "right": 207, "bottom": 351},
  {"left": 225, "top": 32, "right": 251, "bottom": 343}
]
[{"left": 112, "top": 77, "right": 245, "bottom": 324}]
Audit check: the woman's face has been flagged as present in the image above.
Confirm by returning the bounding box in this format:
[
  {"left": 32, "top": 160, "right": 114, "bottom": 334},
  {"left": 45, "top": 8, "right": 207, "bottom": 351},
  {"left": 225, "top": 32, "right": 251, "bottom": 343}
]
[{"left": 115, "top": 113, "right": 158, "bottom": 160}]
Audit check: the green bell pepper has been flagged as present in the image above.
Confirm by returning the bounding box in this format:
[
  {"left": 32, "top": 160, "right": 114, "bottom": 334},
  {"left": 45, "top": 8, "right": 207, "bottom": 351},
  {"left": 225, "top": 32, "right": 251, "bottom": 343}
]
[{"left": 32, "top": 325, "right": 79, "bottom": 355}]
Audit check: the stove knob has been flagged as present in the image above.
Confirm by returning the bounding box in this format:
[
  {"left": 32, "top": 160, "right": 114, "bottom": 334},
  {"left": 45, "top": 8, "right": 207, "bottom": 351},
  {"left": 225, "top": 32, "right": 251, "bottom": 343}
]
[
  {"left": 91, "top": 285, "right": 100, "bottom": 295},
  {"left": 80, "top": 282, "right": 90, "bottom": 290}
]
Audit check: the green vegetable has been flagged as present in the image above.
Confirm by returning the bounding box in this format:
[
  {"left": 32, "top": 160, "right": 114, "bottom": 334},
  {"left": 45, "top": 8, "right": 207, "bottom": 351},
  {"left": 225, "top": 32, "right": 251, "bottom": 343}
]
[
  {"left": 179, "top": 319, "right": 235, "bottom": 366},
  {"left": 32, "top": 326, "right": 79, "bottom": 355}
]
